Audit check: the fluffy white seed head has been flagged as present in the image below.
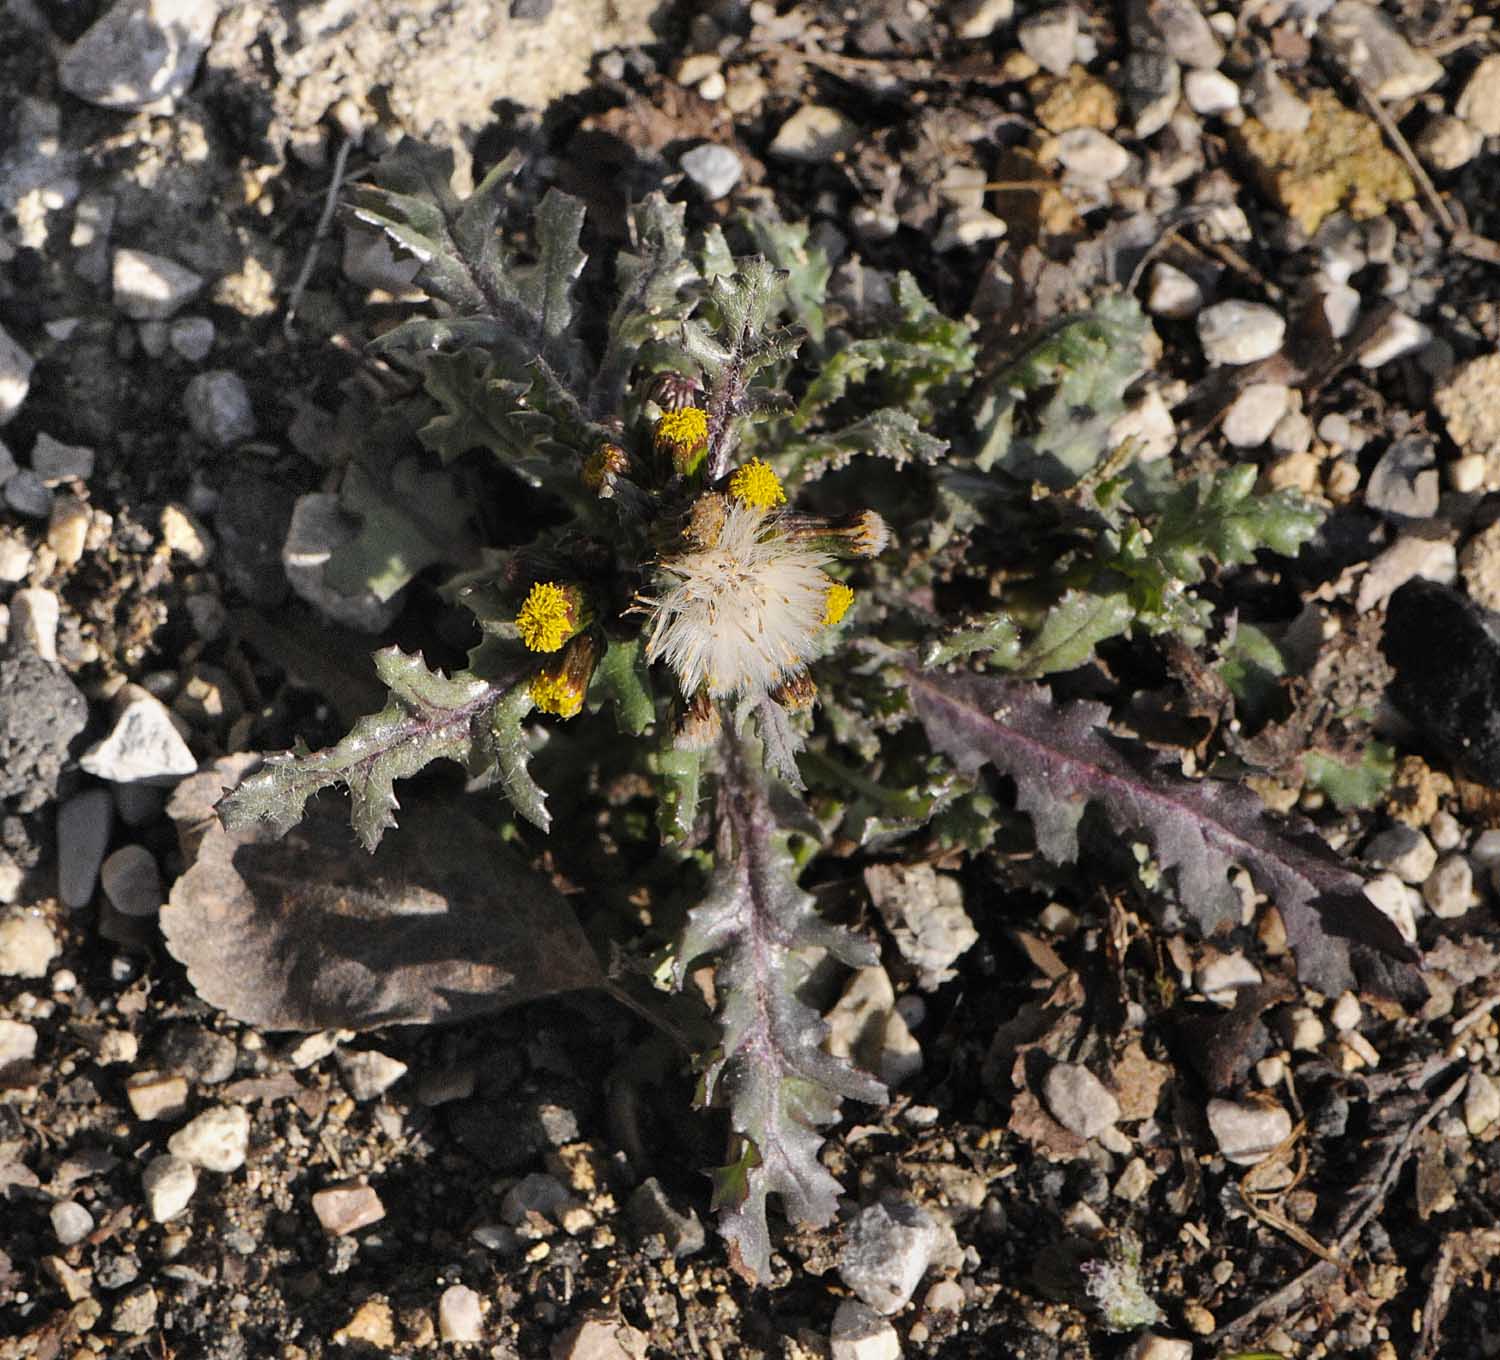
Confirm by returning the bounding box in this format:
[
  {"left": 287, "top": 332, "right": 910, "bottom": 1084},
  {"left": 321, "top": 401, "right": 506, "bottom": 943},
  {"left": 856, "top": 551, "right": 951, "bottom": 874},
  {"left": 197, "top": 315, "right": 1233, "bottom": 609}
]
[{"left": 643, "top": 502, "right": 834, "bottom": 701}]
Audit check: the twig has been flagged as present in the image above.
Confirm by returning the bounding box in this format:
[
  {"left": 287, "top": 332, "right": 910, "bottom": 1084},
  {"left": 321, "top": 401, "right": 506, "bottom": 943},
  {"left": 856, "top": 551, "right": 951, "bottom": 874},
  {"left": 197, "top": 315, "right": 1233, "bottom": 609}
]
[
  {"left": 1450, "top": 987, "right": 1500, "bottom": 1040},
  {"left": 283, "top": 135, "right": 356, "bottom": 340},
  {"left": 1349, "top": 78, "right": 1457, "bottom": 235},
  {"left": 1211, "top": 1068, "right": 1467, "bottom": 1344}
]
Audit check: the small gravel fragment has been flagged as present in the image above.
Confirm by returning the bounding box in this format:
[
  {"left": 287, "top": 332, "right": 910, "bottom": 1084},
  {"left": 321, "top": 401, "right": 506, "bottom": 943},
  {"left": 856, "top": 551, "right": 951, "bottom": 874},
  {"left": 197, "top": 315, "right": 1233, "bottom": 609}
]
[
  {"left": 1366, "top": 435, "right": 1438, "bottom": 519},
  {"left": 1362, "top": 871, "right": 1419, "bottom": 944},
  {"left": 94, "top": 1031, "right": 137, "bottom": 1065},
  {"left": 283, "top": 493, "right": 401, "bottom": 632},
  {"left": 1465, "top": 1071, "right": 1500, "bottom": 1137},
  {"left": 1052, "top": 127, "right": 1130, "bottom": 180},
  {"left": 1184, "top": 69, "right": 1238, "bottom": 116},
  {"left": 0, "top": 910, "right": 59, "bottom": 978},
  {"left": 1221, "top": 383, "right": 1290, "bottom": 447},
  {"left": 48, "top": 497, "right": 90, "bottom": 568},
  {"left": 168, "top": 316, "right": 215, "bottom": 361},
  {"left": 1017, "top": 4, "right": 1078, "bottom": 76},
  {"left": 142, "top": 1155, "right": 197, "bottom": 1221},
  {"left": 312, "top": 1181, "right": 386, "bottom": 1235},
  {"left": 100, "top": 845, "right": 164, "bottom": 917},
  {"left": 627, "top": 1177, "right": 706, "bottom": 1258},
  {"left": 552, "top": 1319, "right": 649, "bottom": 1360},
  {"left": 839, "top": 1198, "right": 940, "bottom": 1314},
  {"left": 4, "top": 470, "right": 51, "bottom": 519},
  {"left": 1363, "top": 824, "right": 1436, "bottom": 884},
  {"left": 0, "top": 324, "right": 34, "bottom": 426},
  {"left": 769, "top": 105, "right": 859, "bottom": 162},
  {"left": 1152, "top": 0, "right": 1223, "bottom": 68},
  {"left": 1423, "top": 854, "right": 1476, "bottom": 920},
  {"left": 932, "top": 207, "right": 1007, "bottom": 251},
  {"left": 80, "top": 689, "right": 197, "bottom": 785},
  {"left": 1195, "top": 951, "right": 1262, "bottom": 1003},
  {"left": 168, "top": 1105, "right": 250, "bottom": 1172},
  {"left": 51, "top": 1200, "right": 95, "bottom": 1246},
  {"left": 1319, "top": 0, "right": 1442, "bottom": 102},
  {"left": 1043, "top": 1061, "right": 1120, "bottom": 1137},
  {"left": 31, "top": 433, "right": 94, "bottom": 484},
  {"left": 336, "top": 1047, "right": 408, "bottom": 1102},
  {"left": 184, "top": 370, "right": 256, "bottom": 447},
  {"left": 830, "top": 1299, "right": 901, "bottom": 1360},
  {"left": 1126, "top": 1337, "right": 1193, "bottom": 1360},
  {"left": 112, "top": 248, "right": 204, "bottom": 320},
  {"left": 10, "top": 587, "right": 60, "bottom": 661},
  {"left": 1354, "top": 533, "right": 1456, "bottom": 614},
  {"left": 0, "top": 533, "right": 32, "bottom": 582},
  {"left": 1436, "top": 354, "right": 1500, "bottom": 463},
  {"left": 1358, "top": 312, "right": 1431, "bottom": 369},
  {"left": 1206, "top": 1097, "right": 1292, "bottom": 1166},
  {"left": 438, "top": 1285, "right": 484, "bottom": 1342},
  {"left": 1146, "top": 261, "right": 1203, "bottom": 318},
  {"left": 59, "top": 0, "right": 217, "bottom": 110},
  {"left": 110, "top": 1285, "right": 158, "bottom": 1336},
  {"left": 1197, "top": 300, "right": 1285, "bottom": 365},
  {"left": 56, "top": 789, "right": 114, "bottom": 909},
  {"left": 157, "top": 1025, "right": 238, "bottom": 1084},
  {"left": 126, "top": 1072, "right": 190, "bottom": 1121},
  {"left": 0, "top": 1018, "right": 38, "bottom": 1066},
  {"left": 501, "top": 1172, "right": 571, "bottom": 1225},
  {"left": 679, "top": 144, "right": 742, "bottom": 200},
  {"left": 1456, "top": 54, "right": 1500, "bottom": 138},
  {"left": 950, "top": 0, "right": 1013, "bottom": 40}
]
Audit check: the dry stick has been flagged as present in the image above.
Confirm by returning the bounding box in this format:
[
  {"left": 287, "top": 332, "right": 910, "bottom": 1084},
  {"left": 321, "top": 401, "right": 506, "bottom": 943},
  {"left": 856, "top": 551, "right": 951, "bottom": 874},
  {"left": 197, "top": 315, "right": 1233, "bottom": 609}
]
[
  {"left": 283, "top": 134, "right": 357, "bottom": 341},
  {"left": 1211, "top": 1069, "right": 1468, "bottom": 1344},
  {"left": 1349, "top": 78, "right": 1457, "bottom": 236}
]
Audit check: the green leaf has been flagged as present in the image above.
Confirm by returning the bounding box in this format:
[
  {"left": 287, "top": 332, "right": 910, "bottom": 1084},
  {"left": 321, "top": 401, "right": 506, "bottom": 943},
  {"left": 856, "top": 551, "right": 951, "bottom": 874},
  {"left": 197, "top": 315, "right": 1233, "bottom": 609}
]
[
  {"left": 779, "top": 408, "right": 948, "bottom": 488},
  {"left": 595, "top": 638, "right": 656, "bottom": 736},
  {"left": 924, "top": 612, "right": 1021, "bottom": 667},
  {"left": 657, "top": 746, "right": 702, "bottom": 843},
  {"left": 1006, "top": 589, "right": 1134, "bottom": 677},
  {"left": 1303, "top": 742, "right": 1395, "bottom": 812},
  {"left": 487, "top": 683, "right": 550, "bottom": 832},
  {"left": 220, "top": 649, "right": 508, "bottom": 852},
  {"left": 417, "top": 349, "right": 553, "bottom": 473},
  {"left": 1152, "top": 468, "right": 1322, "bottom": 582},
  {"left": 1218, "top": 623, "right": 1288, "bottom": 728},
  {"left": 326, "top": 456, "right": 478, "bottom": 602},
  {"left": 513, "top": 188, "right": 589, "bottom": 376},
  {"left": 741, "top": 217, "right": 831, "bottom": 342}
]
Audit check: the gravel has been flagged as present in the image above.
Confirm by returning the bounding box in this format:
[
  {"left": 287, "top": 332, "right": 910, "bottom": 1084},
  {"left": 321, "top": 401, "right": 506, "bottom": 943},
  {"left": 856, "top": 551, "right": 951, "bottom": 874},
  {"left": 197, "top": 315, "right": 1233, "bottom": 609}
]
[
  {"left": 31, "top": 433, "right": 94, "bottom": 483},
  {"left": 167, "top": 1105, "right": 251, "bottom": 1172},
  {"left": 58, "top": 0, "right": 218, "bottom": 110},
  {"left": 336, "top": 1047, "right": 408, "bottom": 1101},
  {"left": 0, "top": 650, "right": 88, "bottom": 811},
  {"left": 0, "top": 910, "right": 60, "bottom": 978},
  {"left": 0, "top": 1018, "right": 38, "bottom": 1065},
  {"left": 1221, "top": 382, "right": 1290, "bottom": 447},
  {"left": 80, "top": 689, "right": 197, "bottom": 785},
  {"left": 1362, "top": 824, "right": 1437, "bottom": 884},
  {"left": 111, "top": 248, "right": 205, "bottom": 320},
  {"left": 3, "top": 469, "right": 52, "bottom": 519},
  {"left": 100, "top": 845, "right": 165, "bottom": 917},
  {"left": 627, "top": 1178, "right": 706, "bottom": 1258},
  {"left": 1017, "top": 5, "right": 1079, "bottom": 76},
  {"left": 1456, "top": 54, "right": 1500, "bottom": 137},
  {"left": 1464, "top": 1072, "right": 1500, "bottom": 1137},
  {"left": 1183, "top": 68, "right": 1238, "bottom": 116},
  {"left": 56, "top": 788, "right": 114, "bottom": 909},
  {"left": 0, "top": 324, "right": 35, "bottom": 425},
  {"left": 9, "top": 586, "right": 59, "bottom": 660},
  {"left": 50, "top": 1200, "right": 95, "bottom": 1246},
  {"left": 1196, "top": 300, "right": 1286, "bottom": 365},
  {"left": 769, "top": 105, "right": 860, "bottom": 162},
  {"left": 184, "top": 370, "right": 257, "bottom": 447},
  {"left": 830, "top": 1299, "right": 901, "bottom": 1360},
  {"left": 679, "top": 144, "right": 743, "bottom": 200},
  {"left": 1423, "top": 854, "right": 1476, "bottom": 919},
  {"left": 142, "top": 1155, "right": 197, "bottom": 1221},
  {"left": 282, "top": 492, "right": 402, "bottom": 631},
  {"left": 1206, "top": 1097, "right": 1293, "bottom": 1166},
  {"left": 838, "top": 1198, "right": 940, "bottom": 1314},
  {"left": 311, "top": 1181, "right": 387, "bottom": 1235},
  {"left": 1318, "top": 0, "right": 1443, "bottom": 102},
  {"left": 1043, "top": 1061, "right": 1121, "bottom": 1138},
  {"left": 438, "top": 1285, "right": 484, "bottom": 1342},
  {"left": 1366, "top": 435, "right": 1439, "bottom": 519}
]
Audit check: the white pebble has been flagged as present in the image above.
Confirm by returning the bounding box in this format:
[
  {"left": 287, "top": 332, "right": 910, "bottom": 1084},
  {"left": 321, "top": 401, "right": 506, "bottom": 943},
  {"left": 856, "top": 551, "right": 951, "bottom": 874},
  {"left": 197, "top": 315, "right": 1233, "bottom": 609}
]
[
  {"left": 438, "top": 1285, "right": 484, "bottom": 1343},
  {"left": 142, "top": 1155, "right": 197, "bottom": 1221},
  {"left": 167, "top": 1105, "right": 250, "bottom": 1172},
  {"left": 1197, "top": 300, "right": 1285, "bottom": 365},
  {"left": 50, "top": 1200, "right": 95, "bottom": 1246},
  {"left": 1221, "top": 383, "right": 1290, "bottom": 448},
  {"left": 830, "top": 1299, "right": 901, "bottom": 1360},
  {"left": 1423, "top": 854, "right": 1477, "bottom": 920},
  {"left": 1206, "top": 1097, "right": 1292, "bottom": 1166},
  {"left": 0, "top": 910, "right": 59, "bottom": 979},
  {"left": 1184, "top": 69, "right": 1239, "bottom": 116}
]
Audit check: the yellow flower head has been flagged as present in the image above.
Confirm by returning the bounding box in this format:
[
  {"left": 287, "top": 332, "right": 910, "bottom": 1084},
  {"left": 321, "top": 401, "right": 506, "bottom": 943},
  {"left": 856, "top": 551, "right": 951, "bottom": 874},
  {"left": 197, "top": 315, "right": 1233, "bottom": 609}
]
[
  {"left": 728, "top": 458, "right": 786, "bottom": 511},
  {"left": 821, "top": 581, "right": 855, "bottom": 627},
  {"left": 530, "top": 670, "right": 586, "bottom": 718},
  {"left": 515, "top": 581, "right": 585, "bottom": 653},
  {"left": 654, "top": 407, "right": 709, "bottom": 475}
]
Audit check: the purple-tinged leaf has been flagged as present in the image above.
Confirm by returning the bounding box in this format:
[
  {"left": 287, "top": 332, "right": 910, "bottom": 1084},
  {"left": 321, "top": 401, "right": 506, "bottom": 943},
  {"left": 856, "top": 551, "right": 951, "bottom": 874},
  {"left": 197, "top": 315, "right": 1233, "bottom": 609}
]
[
  {"left": 676, "top": 737, "right": 886, "bottom": 1282},
  {"left": 906, "top": 666, "right": 1419, "bottom": 999}
]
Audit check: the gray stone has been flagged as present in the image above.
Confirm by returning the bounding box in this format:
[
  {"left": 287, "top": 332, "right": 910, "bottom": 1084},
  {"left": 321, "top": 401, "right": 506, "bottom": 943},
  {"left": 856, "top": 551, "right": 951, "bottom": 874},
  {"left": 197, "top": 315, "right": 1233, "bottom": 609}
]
[
  {"left": 1358, "top": 312, "right": 1431, "bottom": 369},
  {"left": 1207, "top": 1097, "right": 1292, "bottom": 1165},
  {"left": 501, "top": 1172, "right": 571, "bottom": 1225},
  {"left": 168, "top": 1105, "right": 250, "bottom": 1172},
  {"left": 1363, "top": 824, "right": 1437, "bottom": 884},
  {"left": 1018, "top": 5, "right": 1078, "bottom": 75},
  {"left": 1456, "top": 54, "right": 1500, "bottom": 138},
  {"left": 1416, "top": 114, "right": 1482, "bottom": 172},
  {"left": 50, "top": 1200, "right": 95, "bottom": 1246},
  {"left": 81, "top": 689, "right": 196, "bottom": 785},
  {"left": 0, "top": 1018, "right": 37, "bottom": 1066},
  {"left": 1146, "top": 261, "right": 1203, "bottom": 318},
  {"left": 825, "top": 966, "right": 922, "bottom": 1088},
  {"left": 950, "top": 0, "right": 1013, "bottom": 40},
  {"left": 168, "top": 316, "right": 215, "bottom": 361},
  {"left": 933, "top": 207, "right": 1008, "bottom": 251},
  {"left": 0, "top": 910, "right": 58, "bottom": 978},
  {"left": 438, "top": 1285, "right": 484, "bottom": 1343},
  {"left": 1319, "top": 0, "right": 1442, "bottom": 101},
  {"left": 10, "top": 587, "right": 60, "bottom": 661},
  {"left": 1423, "top": 854, "right": 1476, "bottom": 920},
  {"left": 336, "top": 1047, "right": 408, "bottom": 1101},
  {"left": 311, "top": 1181, "right": 386, "bottom": 1234},
  {"left": 100, "top": 845, "right": 163, "bottom": 917},
  {"left": 1244, "top": 62, "right": 1310, "bottom": 132},
  {"left": 865, "top": 864, "right": 977, "bottom": 990},
  {"left": 1053, "top": 127, "right": 1131, "bottom": 180},
  {"left": 112, "top": 248, "right": 205, "bottom": 320},
  {"left": 1197, "top": 299, "right": 1285, "bottom": 365},
  {"left": 1184, "top": 68, "right": 1238, "bottom": 116},
  {"left": 57, "top": 788, "right": 113, "bottom": 909},
  {"left": 0, "top": 441, "right": 16, "bottom": 486},
  {"left": 282, "top": 493, "right": 403, "bottom": 632},
  {"left": 142, "top": 1155, "right": 197, "bottom": 1221},
  {"left": 627, "top": 1178, "right": 706, "bottom": 1258},
  {"left": 31, "top": 433, "right": 95, "bottom": 485},
  {"left": 0, "top": 651, "right": 88, "bottom": 812},
  {"left": 1466, "top": 1071, "right": 1500, "bottom": 1136},
  {"left": 4, "top": 469, "right": 51, "bottom": 519},
  {"left": 1125, "top": 43, "right": 1181, "bottom": 139},
  {"left": 838, "top": 1198, "right": 940, "bottom": 1315},
  {"left": 1043, "top": 1061, "right": 1120, "bottom": 1138},
  {"left": 679, "top": 144, "right": 742, "bottom": 200},
  {"left": 59, "top": 0, "right": 219, "bottom": 111},
  {"left": 770, "top": 105, "right": 860, "bottom": 162},
  {"left": 1152, "top": 0, "right": 1223, "bottom": 69},
  {"left": 0, "top": 324, "right": 34, "bottom": 426},
  {"left": 1365, "top": 436, "right": 1438, "bottom": 519},
  {"left": 184, "top": 370, "right": 256, "bottom": 447},
  {"left": 156, "top": 1024, "right": 237, "bottom": 1084},
  {"left": 1221, "top": 383, "right": 1290, "bottom": 447},
  {"left": 830, "top": 1299, "right": 901, "bottom": 1360}
]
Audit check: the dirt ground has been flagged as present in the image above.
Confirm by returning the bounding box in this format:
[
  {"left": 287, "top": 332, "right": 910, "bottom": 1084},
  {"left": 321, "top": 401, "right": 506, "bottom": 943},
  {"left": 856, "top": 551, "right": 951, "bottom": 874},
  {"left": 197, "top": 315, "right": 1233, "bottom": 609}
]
[{"left": 4, "top": 0, "right": 1500, "bottom": 1357}]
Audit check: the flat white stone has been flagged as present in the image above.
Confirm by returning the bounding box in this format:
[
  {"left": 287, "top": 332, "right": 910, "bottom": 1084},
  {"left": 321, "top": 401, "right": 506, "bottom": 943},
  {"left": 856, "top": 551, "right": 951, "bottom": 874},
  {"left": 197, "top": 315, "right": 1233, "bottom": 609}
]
[
  {"left": 112, "top": 248, "right": 204, "bottom": 320},
  {"left": 1206, "top": 1097, "right": 1292, "bottom": 1166},
  {"left": 167, "top": 1105, "right": 250, "bottom": 1172}
]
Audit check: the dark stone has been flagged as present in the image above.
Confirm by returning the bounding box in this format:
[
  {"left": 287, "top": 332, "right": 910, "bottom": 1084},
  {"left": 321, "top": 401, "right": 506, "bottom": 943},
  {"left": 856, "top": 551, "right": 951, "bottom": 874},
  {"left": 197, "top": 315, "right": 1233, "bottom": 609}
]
[
  {"left": 213, "top": 472, "right": 294, "bottom": 608},
  {"left": 509, "top": 0, "right": 553, "bottom": 18},
  {"left": 155, "top": 1024, "right": 238, "bottom": 1085},
  {"left": 0, "top": 651, "right": 88, "bottom": 813},
  {"left": 1384, "top": 579, "right": 1500, "bottom": 784},
  {"left": 1365, "top": 435, "right": 1438, "bottom": 520},
  {"left": 627, "top": 1178, "right": 706, "bottom": 1258}
]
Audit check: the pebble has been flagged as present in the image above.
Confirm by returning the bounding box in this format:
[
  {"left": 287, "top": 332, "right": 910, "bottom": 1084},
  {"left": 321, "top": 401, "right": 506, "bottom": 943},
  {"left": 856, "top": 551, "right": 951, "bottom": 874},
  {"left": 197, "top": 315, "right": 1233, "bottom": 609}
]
[
  {"left": 112, "top": 248, "right": 204, "bottom": 320},
  {"left": 99, "top": 844, "right": 164, "bottom": 919},
  {"left": 1450, "top": 453, "right": 1487, "bottom": 495},
  {"left": 865, "top": 864, "right": 977, "bottom": 990},
  {"left": 1184, "top": 69, "right": 1238, "bottom": 116},
  {"left": 825, "top": 966, "right": 922, "bottom": 1087},
  {"left": 57, "top": 788, "right": 113, "bottom": 909},
  {"left": 110, "top": 1285, "right": 158, "bottom": 1336},
  {"left": 1319, "top": 0, "right": 1442, "bottom": 102},
  {"left": 336, "top": 1047, "right": 408, "bottom": 1102},
  {"left": 1126, "top": 1337, "right": 1193, "bottom": 1360},
  {"left": 1197, "top": 300, "right": 1285, "bottom": 365},
  {"left": 0, "top": 533, "right": 32, "bottom": 582},
  {"left": 1042, "top": 1061, "right": 1120, "bottom": 1138},
  {"left": 142, "top": 1155, "right": 197, "bottom": 1221},
  {"left": 1125, "top": 43, "right": 1181, "bottom": 139},
  {"left": 157, "top": 1025, "right": 237, "bottom": 1084},
  {"left": 501, "top": 1172, "right": 572, "bottom": 1225},
  {"left": 0, "top": 851, "right": 22, "bottom": 904},
  {"left": 1354, "top": 533, "right": 1456, "bottom": 613},
  {"left": 1206, "top": 1097, "right": 1292, "bottom": 1166},
  {"left": 1363, "top": 824, "right": 1437, "bottom": 884},
  {"left": 168, "top": 1105, "right": 250, "bottom": 1172},
  {"left": 159, "top": 502, "right": 214, "bottom": 565},
  {"left": 1255, "top": 1055, "right": 1285, "bottom": 1087},
  {"left": 627, "top": 1178, "right": 706, "bottom": 1258},
  {"left": 1456, "top": 54, "right": 1500, "bottom": 138},
  {"left": 1430, "top": 810, "right": 1463, "bottom": 852},
  {"left": 48, "top": 497, "right": 90, "bottom": 568},
  {"left": 95, "top": 1030, "right": 137, "bottom": 1064},
  {"left": 4, "top": 469, "right": 52, "bottom": 519},
  {"left": 1195, "top": 951, "right": 1263, "bottom": 1003},
  {"left": 0, "top": 324, "right": 34, "bottom": 425},
  {"left": 1437, "top": 354, "right": 1500, "bottom": 467},
  {"left": 1052, "top": 127, "right": 1130, "bottom": 180},
  {"left": 0, "top": 910, "right": 59, "bottom": 978},
  {"left": 830, "top": 1299, "right": 901, "bottom": 1360},
  {"left": 126, "top": 1073, "right": 190, "bottom": 1121},
  {"left": 1145, "top": 262, "right": 1203, "bottom": 319},
  {"left": 438, "top": 1285, "right": 484, "bottom": 1343},
  {"left": 1110, "top": 388, "right": 1177, "bottom": 462},
  {"left": 168, "top": 316, "right": 215, "bottom": 362},
  {"left": 31, "top": 433, "right": 94, "bottom": 484},
  {"left": 679, "top": 144, "right": 742, "bottom": 200},
  {"left": 1329, "top": 991, "right": 1362, "bottom": 1032},
  {"left": 282, "top": 493, "right": 401, "bottom": 632},
  {"left": 1358, "top": 312, "right": 1431, "bottom": 369},
  {"left": 932, "top": 207, "right": 1008, "bottom": 251},
  {"left": 51, "top": 1200, "right": 95, "bottom": 1246},
  {"left": 950, "top": 0, "right": 1014, "bottom": 40},
  {"left": 1362, "top": 871, "right": 1419, "bottom": 944},
  {"left": 0, "top": 1018, "right": 38, "bottom": 1066},
  {"left": 334, "top": 1299, "right": 395, "bottom": 1349},
  {"left": 1017, "top": 5, "right": 1078, "bottom": 76},
  {"left": 1414, "top": 114, "right": 1480, "bottom": 173},
  {"left": 1221, "top": 382, "right": 1290, "bottom": 447},
  {"left": 1151, "top": 0, "right": 1222, "bottom": 67},
  {"left": 1365, "top": 435, "right": 1438, "bottom": 519},
  {"left": 1243, "top": 63, "right": 1310, "bottom": 133},
  {"left": 312, "top": 1181, "right": 386, "bottom": 1235},
  {"left": 839, "top": 1198, "right": 940, "bottom": 1314},
  {"left": 1465, "top": 1071, "right": 1500, "bottom": 1137},
  {"left": 10, "top": 587, "right": 60, "bottom": 660},
  {"left": 80, "top": 688, "right": 197, "bottom": 785},
  {"left": 1423, "top": 854, "right": 1476, "bottom": 920},
  {"left": 1113, "top": 1156, "right": 1154, "bottom": 1202},
  {"left": 59, "top": 0, "right": 217, "bottom": 109},
  {"left": 553, "top": 1319, "right": 649, "bottom": 1360},
  {"left": 769, "top": 105, "right": 860, "bottom": 162},
  {"left": 184, "top": 370, "right": 256, "bottom": 447}
]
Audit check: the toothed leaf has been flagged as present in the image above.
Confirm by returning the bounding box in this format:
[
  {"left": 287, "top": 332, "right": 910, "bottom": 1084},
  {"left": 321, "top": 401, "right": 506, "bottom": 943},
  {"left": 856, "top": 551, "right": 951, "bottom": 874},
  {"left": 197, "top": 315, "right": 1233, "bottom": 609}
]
[{"left": 487, "top": 683, "right": 550, "bottom": 832}]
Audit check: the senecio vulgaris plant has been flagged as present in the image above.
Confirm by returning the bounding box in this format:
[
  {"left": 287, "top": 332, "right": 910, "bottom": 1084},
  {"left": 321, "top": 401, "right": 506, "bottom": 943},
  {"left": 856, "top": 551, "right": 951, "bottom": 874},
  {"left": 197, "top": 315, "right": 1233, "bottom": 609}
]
[{"left": 214, "top": 142, "right": 1417, "bottom": 1285}]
